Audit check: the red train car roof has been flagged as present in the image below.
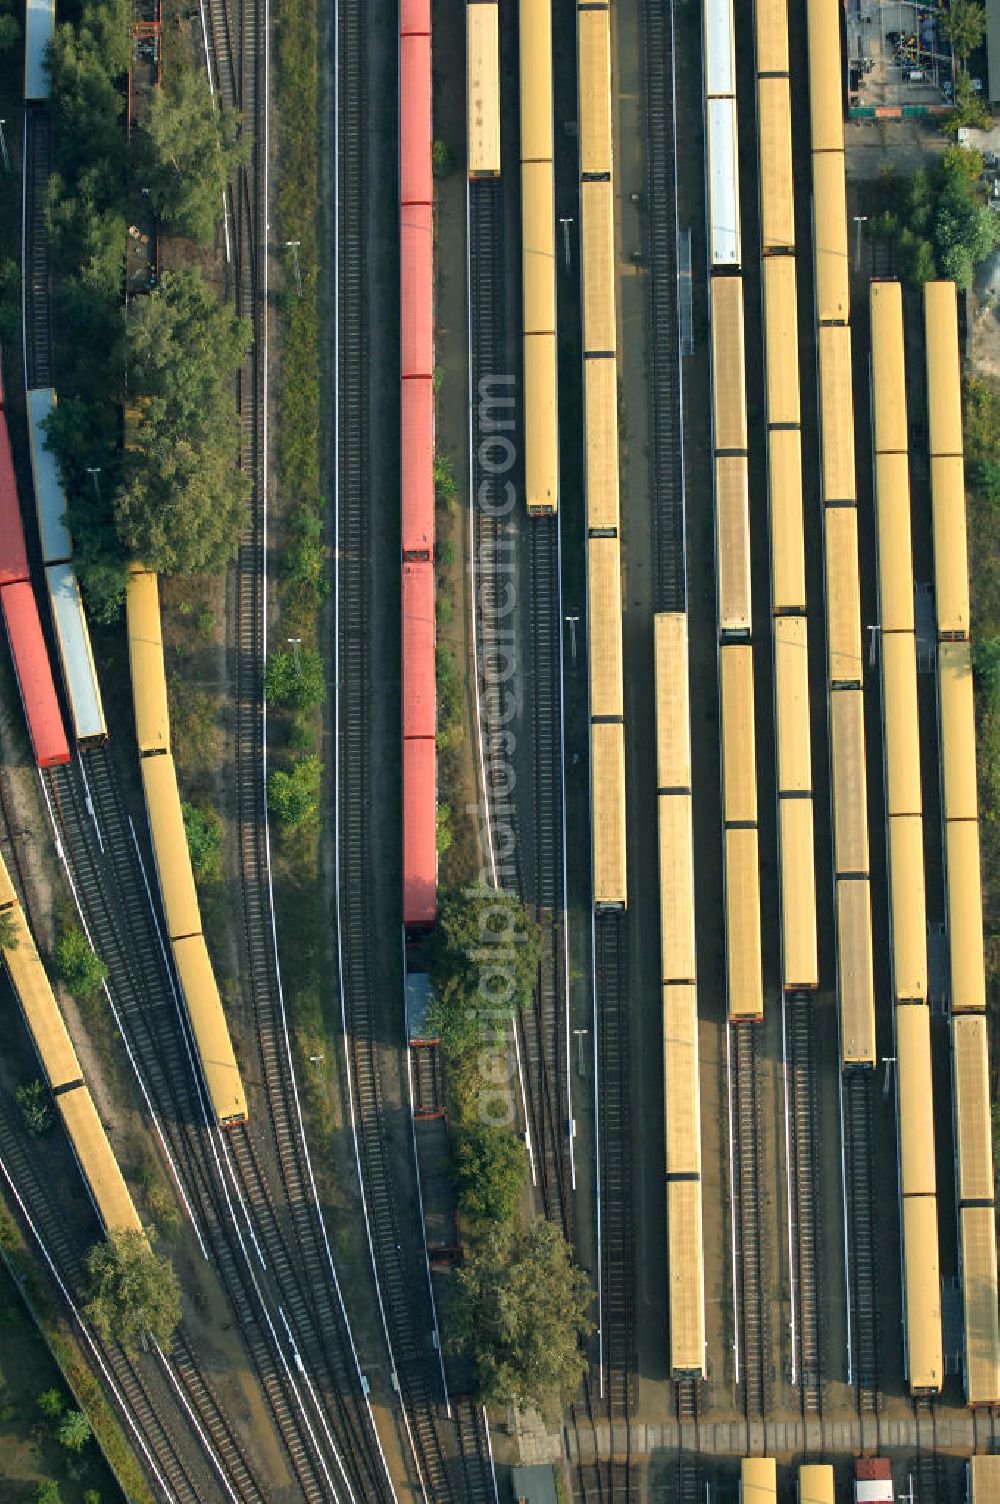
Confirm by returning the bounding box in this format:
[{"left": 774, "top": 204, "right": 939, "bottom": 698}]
[
  {"left": 400, "top": 33, "right": 432, "bottom": 207},
  {"left": 401, "top": 203, "right": 434, "bottom": 380},
  {"left": 403, "top": 737, "right": 437, "bottom": 927},
  {"left": 400, "top": 0, "right": 430, "bottom": 35},
  {"left": 1, "top": 581, "right": 70, "bottom": 766},
  {"left": 402, "top": 377, "right": 434, "bottom": 557},
  {"left": 0, "top": 423, "right": 29, "bottom": 586},
  {"left": 402, "top": 560, "right": 436, "bottom": 741}
]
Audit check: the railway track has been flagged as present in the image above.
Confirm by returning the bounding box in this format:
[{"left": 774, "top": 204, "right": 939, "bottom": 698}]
[
  {"left": 784, "top": 993, "right": 823, "bottom": 1414},
  {"left": 730, "top": 1021, "right": 770, "bottom": 1419},
  {"left": 842, "top": 1068, "right": 881, "bottom": 1421}
]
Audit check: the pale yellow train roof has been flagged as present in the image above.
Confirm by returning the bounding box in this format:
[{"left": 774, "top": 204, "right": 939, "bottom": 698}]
[
  {"left": 126, "top": 568, "right": 170, "bottom": 756},
  {"left": 522, "top": 160, "right": 556, "bottom": 334},
  {"left": 524, "top": 334, "right": 558, "bottom": 513},
  {"left": 711, "top": 278, "right": 748, "bottom": 453},
  {"left": 875, "top": 453, "right": 915, "bottom": 632},
  {"left": 819, "top": 325, "right": 857, "bottom": 501},
  {"left": 969, "top": 1441, "right": 1000, "bottom": 1486},
  {"left": 952, "top": 1014, "right": 994, "bottom": 1204},
  {"left": 577, "top": 7, "right": 612, "bottom": 176},
  {"left": 798, "top": 1465, "right": 834, "bottom": 1504},
  {"left": 812, "top": 151, "right": 849, "bottom": 324},
  {"left": 870, "top": 280, "right": 908, "bottom": 454},
  {"left": 720, "top": 644, "right": 757, "bottom": 825},
  {"left": 141, "top": 752, "right": 203, "bottom": 943},
  {"left": 172, "top": 934, "right": 247, "bottom": 1124},
  {"left": 584, "top": 359, "right": 620, "bottom": 533},
  {"left": 806, "top": 0, "right": 844, "bottom": 152},
  {"left": 659, "top": 795, "right": 696, "bottom": 985},
  {"left": 774, "top": 616, "right": 812, "bottom": 793},
  {"left": 939, "top": 640, "right": 978, "bottom": 822},
  {"left": 755, "top": 0, "right": 789, "bottom": 74},
  {"left": 896, "top": 1002, "right": 936, "bottom": 1194},
  {"left": 930, "top": 455, "right": 970, "bottom": 638},
  {"left": 0, "top": 846, "right": 17, "bottom": 910},
  {"left": 725, "top": 827, "right": 763, "bottom": 1021},
  {"left": 824, "top": 507, "right": 863, "bottom": 685},
  {"left": 779, "top": 798, "right": 818, "bottom": 989},
  {"left": 962, "top": 1208, "right": 1000, "bottom": 1406},
  {"left": 882, "top": 630, "right": 922, "bottom": 817},
  {"left": 667, "top": 1176, "right": 705, "bottom": 1376},
  {"left": 467, "top": 1, "right": 500, "bottom": 177},
  {"left": 58, "top": 1085, "right": 143, "bottom": 1237},
  {"left": 946, "top": 818, "right": 987, "bottom": 1013},
  {"left": 768, "top": 428, "right": 806, "bottom": 613},
  {"left": 830, "top": 687, "right": 869, "bottom": 875},
  {"left": 758, "top": 78, "right": 795, "bottom": 252},
  {"left": 519, "top": 0, "right": 553, "bottom": 163},
  {"left": 663, "top": 982, "right": 700, "bottom": 1176},
  {"left": 654, "top": 613, "right": 691, "bottom": 790},
  {"left": 587, "top": 537, "right": 623, "bottom": 721},
  {"left": 5, "top": 907, "right": 82, "bottom": 1091},
  {"left": 716, "top": 456, "right": 752, "bottom": 634},
  {"left": 903, "top": 1193, "right": 943, "bottom": 1395},
  {"left": 592, "top": 721, "right": 626, "bottom": 906},
  {"left": 762, "top": 255, "right": 800, "bottom": 425},
  {"left": 741, "top": 1458, "right": 776, "bottom": 1501},
  {"left": 837, "top": 877, "right": 876, "bottom": 1064},
  {"left": 924, "top": 280, "right": 963, "bottom": 457},
  {"left": 889, "top": 815, "right": 928, "bottom": 1002},
  {"left": 581, "top": 179, "right": 616, "bottom": 355}
]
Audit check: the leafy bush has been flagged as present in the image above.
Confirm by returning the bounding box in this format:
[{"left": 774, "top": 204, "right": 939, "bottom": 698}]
[
  {"left": 429, "top": 887, "right": 542, "bottom": 1054},
  {"left": 267, "top": 756, "right": 322, "bottom": 832},
  {"left": 134, "top": 69, "right": 247, "bottom": 244},
  {"left": 0, "top": 909, "right": 18, "bottom": 951},
  {"left": 55, "top": 926, "right": 107, "bottom": 999},
  {"left": 453, "top": 1122, "right": 529, "bottom": 1225},
  {"left": 16, "top": 1081, "right": 53, "bottom": 1139},
  {"left": 85, "top": 1232, "right": 179, "bottom": 1357},
  {"left": 181, "top": 802, "right": 223, "bottom": 885},
  {"left": 436, "top": 644, "right": 464, "bottom": 749},
  {"left": 56, "top": 1408, "right": 92, "bottom": 1452},
  {"left": 37, "top": 1389, "right": 65, "bottom": 1421},
  {"left": 265, "top": 645, "right": 325, "bottom": 710},
  {"left": 871, "top": 154, "right": 1000, "bottom": 288},
  {"left": 432, "top": 140, "right": 454, "bottom": 179},
  {"left": 434, "top": 451, "right": 458, "bottom": 508}
]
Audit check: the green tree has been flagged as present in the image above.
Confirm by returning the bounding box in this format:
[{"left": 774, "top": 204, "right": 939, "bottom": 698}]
[
  {"left": 0, "top": 908, "right": 19, "bottom": 951},
  {"left": 47, "top": 0, "right": 130, "bottom": 185},
  {"left": 267, "top": 756, "right": 322, "bottom": 832},
  {"left": 454, "top": 1121, "right": 529, "bottom": 1225},
  {"left": 970, "top": 457, "right": 1000, "bottom": 504},
  {"left": 56, "top": 1408, "right": 91, "bottom": 1453},
  {"left": 942, "top": 143, "right": 985, "bottom": 183},
  {"left": 436, "top": 803, "right": 453, "bottom": 855},
  {"left": 452, "top": 1218, "right": 592, "bottom": 1415},
  {"left": 134, "top": 70, "right": 247, "bottom": 244},
  {"left": 36, "top": 1389, "right": 65, "bottom": 1421},
  {"left": 944, "top": 70, "right": 992, "bottom": 133},
  {"left": 182, "top": 803, "right": 223, "bottom": 884},
  {"left": 16, "top": 1081, "right": 53, "bottom": 1139},
  {"left": 34, "top": 1482, "right": 62, "bottom": 1504},
  {"left": 975, "top": 635, "right": 1000, "bottom": 703},
  {"left": 964, "top": 376, "right": 1000, "bottom": 463},
  {"left": 85, "top": 1231, "right": 179, "bottom": 1357},
  {"left": 264, "top": 645, "right": 325, "bottom": 710},
  {"left": 943, "top": 0, "right": 987, "bottom": 58},
  {"left": 428, "top": 887, "right": 541, "bottom": 1052},
  {"left": 55, "top": 926, "right": 107, "bottom": 999}
]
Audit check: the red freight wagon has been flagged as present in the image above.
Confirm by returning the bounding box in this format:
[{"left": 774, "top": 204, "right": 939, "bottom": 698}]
[
  {"left": 401, "top": 203, "right": 434, "bottom": 380},
  {"left": 402, "top": 378, "right": 434, "bottom": 556},
  {"left": 400, "top": 33, "right": 432, "bottom": 207},
  {"left": 0, "top": 424, "right": 29, "bottom": 585},
  {"left": 403, "top": 736, "right": 437, "bottom": 927},
  {"left": 1, "top": 581, "right": 70, "bottom": 766},
  {"left": 400, "top": 0, "right": 430, "bottom": 35},
  {"left": 402, "top": 561, "right": 436, "bottom": 741}
]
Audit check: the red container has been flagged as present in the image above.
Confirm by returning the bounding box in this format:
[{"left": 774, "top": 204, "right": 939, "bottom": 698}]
[
  {"left": 0, "top": 421, "right": 29, "bottom": 586},
  {"left": 401, "top": 377, "right": 434, "bottom": 557},
  {"left": 400, "top": 0, "right": 430, "bottom": 35},
  {"left": 400, "top": 33, "right": 432, "bottom": 207},
  {"left": 403, "top": 737, "right": 437, "bottom": 927},
  {"left": 401, "top": 203, "right": 434, "bottom": 379},
  {"left": 402, "top": 560, "right": 435, "bottom": 741},
  {"left": 2, "top": 581, "right": 70, "bottom": 766}
]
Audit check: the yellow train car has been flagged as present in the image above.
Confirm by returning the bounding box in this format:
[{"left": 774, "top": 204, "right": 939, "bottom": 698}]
[
  {"left": 762, "top": 255, "right": 800, "bottom": 426},
  {"left": 924, "top": 280, "right": 963, "bottom": 458},
  {"left": 467, "top": 2, "right": 500, "bottom": 179},
  {"left": 768, "top": 428, "right": 806, "bottom": 614},
  {"left": 741, "top": 1458, "right": 776, "bottom": 1503},
  {"left": 524, "top": 333, "right": 558, "bottom": 514},
  {"left": 655, "top": 613, "right": 692, "bottom": 792},
  {"left": 780, "top": 798, "right": 818, "bottom": 990},
  {"left": 938, "top": 640, "right": 978, "bottom": 822},
  {"left": 870, "top": 279, "right": 908, "bottom": 454},
  {"left": 521, "top": 0, "right": 557, "bottom": 518},
  {"left": 711, "top": 277, "right": 748, "bottom": 453},
  {"left": 798, "top": 1465, "right": 834, "bottom": 1504},
  {"left": 882, "top": 630, "right": 922, "bottom": 816},
  {"left": 930, "top": 455, "right": 971, "bottom": 639},
  {"left": 141, "top": 752, "right": 202, "bottom": 944},
  {"left": 874, "top": 453, "right": 915, "bottom": 633},
  {"left": 830, "top": 687, "right": 869, "bottom": 875},
  {"left": 824, "top": 507, "right": 863, "bottom": 685},
  {"left": 3, "top": 904, "right": 82, "bottom": 1091},
  {"left": 659, "top": 797, "right": 696, "bottom": 984},
  {"left": 716, "top": 456, "right": 752, "bottom": 635},
  {"left": 961, "top": 1206, "right": 1000, "bottom": 1403},
  {"left": 58, "top": 1085, "right": 144, "bottom": 1237},
  {"left": 774, "top": 615, "right": 812, "bottom": 793},
  {"left": 757, "top": 77, "right": 795, "bottom": 253},
  {"left": 584, "top": 361, "right": 620, "bottom": 534},
  {"left": 126, "top": 567, "right": 170, "bottom": 756},
  {"left": 587, "top": 536, "right": 623, "bottom": 721},
  {"left": 720, "top": 644, "right": 757, "bottom": 825},
  {"left": 667, "top": 1175, "right": 706, "bottom": 1375},
  {"left": 818, "top": 325, "right": 856, "bottom": 501},
  {"left": 577, "top": 4, "right": 612, "bottom": 177},
  {"left": 970, "top": 1454, "right": 1000, "bottom": 1497},
  {"left": 837, "top": 876, "right": 876, "bottom": 1065},
  {"left": 592, "top": 721, "right": 626, "bottom": 908},
  {"left": 806, "top": 0, "right": 844, "bottom": 154},
  {"left": 173, "top": 935, "right": 248, "bottom": 1126},
  {"left": 952, "top": 1014, "right": 994, "bottom": 1206},
  {"left": 812, "top": 151, "right": 850, "bottom": 325},
  {"left": 903, "top": 1193, "right": 944, "bottom": 1394},
  {"left": 725, "top": 826, "right": 763, "bottom": 1021},
  {"left": 663, "top": 982, "right": 700, "bottom": 1176},
  {"left": 889, "top": 815, "right": 928, "bottom": 1002},
  {"left": 581, "top": 178, "right": 616, "bottom": 354},
  {"left": 755, "top": 0, "right": 789, "bottom": 75},
  {"left": 896, "top": 1003, "right": 936, "bottom": 1194},
  {"left": 521, "top": 159, "right": 556, "bottom": 335},
  {"left": 945, "top": 819, "right": 987, "bottom": 1013},
  {"left": 519, "top": 0, "right": 553, "bottom": 165}
]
